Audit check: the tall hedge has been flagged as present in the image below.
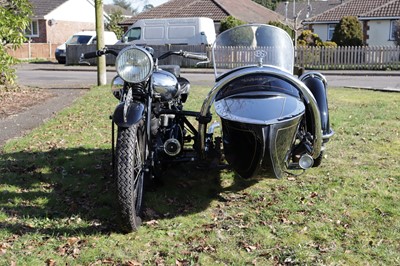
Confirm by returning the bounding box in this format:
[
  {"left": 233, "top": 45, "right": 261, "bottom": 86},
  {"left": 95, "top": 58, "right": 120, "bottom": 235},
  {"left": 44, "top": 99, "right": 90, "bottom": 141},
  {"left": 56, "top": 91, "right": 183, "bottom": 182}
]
[
  {"left": 331, "top": 16, "right": 363, "bottom": 46},
  {"left": 219, "top": 16, "right": 246, "bottom": 33},
  {"left": 0, "top": 0, "right": 32, "bottom": 86}
]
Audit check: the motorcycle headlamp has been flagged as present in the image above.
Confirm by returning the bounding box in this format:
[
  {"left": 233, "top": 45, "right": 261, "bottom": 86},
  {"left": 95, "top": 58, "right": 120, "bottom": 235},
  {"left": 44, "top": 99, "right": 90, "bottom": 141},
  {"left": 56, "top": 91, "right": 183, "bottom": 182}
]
[{"left": 116, "top": 46, "right": 153, "bottom": 83}]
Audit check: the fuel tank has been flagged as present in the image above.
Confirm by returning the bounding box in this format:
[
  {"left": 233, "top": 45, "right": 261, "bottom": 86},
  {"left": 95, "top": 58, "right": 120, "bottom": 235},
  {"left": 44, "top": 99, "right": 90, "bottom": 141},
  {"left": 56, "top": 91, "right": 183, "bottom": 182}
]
[{"left": 152, "top": 69, "right": 180, "bottom": 102}]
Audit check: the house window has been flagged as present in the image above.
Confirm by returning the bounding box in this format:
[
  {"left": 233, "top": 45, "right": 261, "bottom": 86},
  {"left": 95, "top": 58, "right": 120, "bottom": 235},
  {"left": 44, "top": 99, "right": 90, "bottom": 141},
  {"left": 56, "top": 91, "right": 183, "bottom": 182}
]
[
  {"left": 25, "top": 20, "right": 39, "bottom": 37},
  {"left": 327, "top": 24, "right": 336, "bottom": 40},
  {"left": 390, "top": 20, "right": 400, "bottom": 41}
]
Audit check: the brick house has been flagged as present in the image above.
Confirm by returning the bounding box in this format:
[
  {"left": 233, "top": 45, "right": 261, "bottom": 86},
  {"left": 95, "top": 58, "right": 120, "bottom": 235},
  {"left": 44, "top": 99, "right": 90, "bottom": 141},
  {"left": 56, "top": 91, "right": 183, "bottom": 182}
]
[
  {"left": 119, "top": 0, "right": 287, "bottom": 34},
  {"left": 27, "top": 0, "right": 110, "bottom": 44},
  {"left": 303, "top": 0, "right": 400, "bottom": 46}
]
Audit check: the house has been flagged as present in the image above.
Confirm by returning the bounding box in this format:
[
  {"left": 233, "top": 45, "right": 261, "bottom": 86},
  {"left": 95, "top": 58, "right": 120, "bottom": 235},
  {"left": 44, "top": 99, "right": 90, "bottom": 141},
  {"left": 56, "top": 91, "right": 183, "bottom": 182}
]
[
  {"left": 27, "top": 0, "right": 110, "bottom": 44},
  {"left": 119, "top": 0, "right": 287, "bottom": 33},
  {"left": 303, "top": 0, "right": 400, "bottom": 46},
  {"left": 103, "top": 4, "right": 132, "bottom": 18},
  {"left": 275, "top": 0, "right": 345, "bottom": 27}
]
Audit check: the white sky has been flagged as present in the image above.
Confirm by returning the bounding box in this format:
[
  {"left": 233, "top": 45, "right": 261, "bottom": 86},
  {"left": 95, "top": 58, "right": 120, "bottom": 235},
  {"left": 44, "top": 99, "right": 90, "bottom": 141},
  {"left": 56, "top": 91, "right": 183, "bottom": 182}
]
[{"left": 103, "top": 0, "right": 169, "bottom": 11}]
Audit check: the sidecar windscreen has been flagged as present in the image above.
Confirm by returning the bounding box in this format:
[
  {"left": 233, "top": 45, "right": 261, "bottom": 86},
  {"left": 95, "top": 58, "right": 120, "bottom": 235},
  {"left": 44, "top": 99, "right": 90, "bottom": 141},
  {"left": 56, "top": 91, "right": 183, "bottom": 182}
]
[{"left": 212, "top": 24, "right": 294, "bottom": 77}]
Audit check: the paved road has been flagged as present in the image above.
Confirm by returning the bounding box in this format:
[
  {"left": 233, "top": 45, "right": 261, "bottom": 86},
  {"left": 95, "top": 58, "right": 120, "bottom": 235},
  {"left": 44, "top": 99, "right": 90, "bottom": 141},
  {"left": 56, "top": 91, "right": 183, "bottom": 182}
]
[
  {"left": 16, "top": 62, "right": 400, "bottom": 90},
  {"left": 1, "top": 63, "right": 399, "bottom": 148}
]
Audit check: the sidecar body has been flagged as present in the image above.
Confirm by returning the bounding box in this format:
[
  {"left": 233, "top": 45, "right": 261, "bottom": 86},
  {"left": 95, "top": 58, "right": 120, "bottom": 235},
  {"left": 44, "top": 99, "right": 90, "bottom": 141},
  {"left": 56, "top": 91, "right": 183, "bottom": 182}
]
[
  {"left": 199, "top": 24, "right": 333, "bottom": 179},
  {"left": 214, "top": 74, "right": 306, "bottom": 178}
]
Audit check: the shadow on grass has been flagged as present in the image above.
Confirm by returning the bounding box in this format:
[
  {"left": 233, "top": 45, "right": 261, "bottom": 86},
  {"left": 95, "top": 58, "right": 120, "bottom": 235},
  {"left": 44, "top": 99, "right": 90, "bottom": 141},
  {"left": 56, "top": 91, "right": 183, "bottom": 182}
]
[
  {"left": 0, "top": 147, "right": 116, "bottom": 236},
  {"left": 0, "top": 147, "right": 258, "bottom": 236}
]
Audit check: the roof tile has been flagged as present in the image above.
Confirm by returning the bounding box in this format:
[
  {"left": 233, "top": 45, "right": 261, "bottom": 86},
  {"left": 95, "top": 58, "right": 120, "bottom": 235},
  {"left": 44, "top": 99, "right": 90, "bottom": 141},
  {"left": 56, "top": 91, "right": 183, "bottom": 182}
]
[
  {"left": 362, "top": 0, "right": 400, "bottom": 18},
  {"left": 29, "top": 0, "right": 68, "bottom": 18},
  {"left": 121, "top": 0, "right": 285, "bottom": 26},
  {"left": 305, "top": 0, "right": 399, "bottom": 22}
]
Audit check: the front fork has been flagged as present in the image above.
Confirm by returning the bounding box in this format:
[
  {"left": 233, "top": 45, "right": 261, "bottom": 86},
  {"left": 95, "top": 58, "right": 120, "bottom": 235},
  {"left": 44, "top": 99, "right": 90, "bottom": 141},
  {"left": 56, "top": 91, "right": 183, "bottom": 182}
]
[{"left": 111, "top": 83, "right": 153, "bottom": 178}]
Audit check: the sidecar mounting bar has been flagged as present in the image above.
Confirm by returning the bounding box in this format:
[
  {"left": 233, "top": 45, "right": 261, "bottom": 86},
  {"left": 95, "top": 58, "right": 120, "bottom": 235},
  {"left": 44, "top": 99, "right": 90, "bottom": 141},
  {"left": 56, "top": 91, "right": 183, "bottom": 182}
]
[
  {"left": 158, "top": 109, "right": 212, "bottom": 124},
  {"left": 159, "top": 109, "right": 199, "bottom": 117}
]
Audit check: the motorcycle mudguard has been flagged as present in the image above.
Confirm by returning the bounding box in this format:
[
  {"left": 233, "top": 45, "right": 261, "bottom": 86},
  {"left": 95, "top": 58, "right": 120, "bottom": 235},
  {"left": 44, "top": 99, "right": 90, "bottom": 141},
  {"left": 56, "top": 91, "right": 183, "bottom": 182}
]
[
  {"left": 113, "top": 101, "right": 145, "bottom": 128},
  {"left": 300, "top": 72, "right": 333, "bottom": 141}
]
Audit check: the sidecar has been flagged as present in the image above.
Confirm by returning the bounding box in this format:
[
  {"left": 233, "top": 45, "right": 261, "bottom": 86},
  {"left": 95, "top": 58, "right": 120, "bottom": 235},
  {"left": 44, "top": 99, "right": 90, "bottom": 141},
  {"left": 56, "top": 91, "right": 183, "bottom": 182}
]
[{"left": 199, "top": 24, "right": 333, "bottom": 179}]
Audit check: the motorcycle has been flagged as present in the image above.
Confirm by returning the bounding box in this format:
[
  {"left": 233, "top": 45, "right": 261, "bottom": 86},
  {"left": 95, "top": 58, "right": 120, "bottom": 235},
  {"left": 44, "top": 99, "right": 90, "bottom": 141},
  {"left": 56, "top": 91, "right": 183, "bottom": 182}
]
[{"left": 82, "top": 24, "right": 333, "bottom": 231}]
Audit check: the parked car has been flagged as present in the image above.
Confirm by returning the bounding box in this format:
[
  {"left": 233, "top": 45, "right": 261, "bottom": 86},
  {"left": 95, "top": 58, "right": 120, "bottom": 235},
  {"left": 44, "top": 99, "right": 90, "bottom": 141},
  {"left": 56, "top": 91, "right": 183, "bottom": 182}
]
[
  {"left": 118, "top": 17, "right": 216, "bottom": 46},
  {"left": 55, "top": 31, "right": 118, "bottom": 64}
]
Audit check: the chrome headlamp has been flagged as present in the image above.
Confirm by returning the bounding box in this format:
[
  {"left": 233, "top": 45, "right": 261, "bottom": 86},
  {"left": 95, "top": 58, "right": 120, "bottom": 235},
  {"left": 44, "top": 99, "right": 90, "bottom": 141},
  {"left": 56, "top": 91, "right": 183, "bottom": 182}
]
[{"left": 116, "top": 46, "right": 153, "bottom": 83}]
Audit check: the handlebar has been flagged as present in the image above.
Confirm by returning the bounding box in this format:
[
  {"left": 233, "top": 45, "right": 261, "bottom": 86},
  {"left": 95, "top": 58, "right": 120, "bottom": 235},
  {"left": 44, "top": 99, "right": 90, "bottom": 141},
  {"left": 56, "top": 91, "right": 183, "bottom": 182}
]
[
  {"left": 81, "top": 47, "right": 208, "bottom": 62},
  {"left": 158, "top": 50, "right": 208, "bottom": 61},
  {"left": 182, "top": 51, "right": 209, "bottom": 61},
  {"left": 80, "top": 48, "right": 119, "bottom": 60}
]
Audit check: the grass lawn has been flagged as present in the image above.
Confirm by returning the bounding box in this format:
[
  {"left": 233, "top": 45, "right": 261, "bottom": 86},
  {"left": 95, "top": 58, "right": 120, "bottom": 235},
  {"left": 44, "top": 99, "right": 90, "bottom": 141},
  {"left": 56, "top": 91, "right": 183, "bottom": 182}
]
[{"left": 0, "top": 85, "right": 399, "bottom": 265}]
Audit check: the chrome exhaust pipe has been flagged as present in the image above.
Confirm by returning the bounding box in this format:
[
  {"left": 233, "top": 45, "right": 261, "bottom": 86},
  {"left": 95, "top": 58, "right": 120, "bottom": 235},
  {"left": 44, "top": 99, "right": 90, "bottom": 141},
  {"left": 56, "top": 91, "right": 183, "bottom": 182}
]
[{"left": 299, "top": 154, "right": 314, "bottom": 169}]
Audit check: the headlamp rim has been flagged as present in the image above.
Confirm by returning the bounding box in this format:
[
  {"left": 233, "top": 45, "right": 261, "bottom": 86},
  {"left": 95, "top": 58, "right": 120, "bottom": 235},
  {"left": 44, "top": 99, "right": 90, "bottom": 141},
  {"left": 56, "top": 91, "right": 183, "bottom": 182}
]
[{"left": 115, "top": 46, "right": 154, "bottom": 83}]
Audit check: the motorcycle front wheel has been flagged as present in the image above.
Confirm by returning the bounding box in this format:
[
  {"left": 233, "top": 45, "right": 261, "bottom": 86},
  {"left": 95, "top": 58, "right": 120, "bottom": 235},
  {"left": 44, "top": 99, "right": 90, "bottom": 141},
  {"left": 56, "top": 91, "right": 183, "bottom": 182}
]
[{"left": 116, "top": 123, "right": 146, "bottom": 231}]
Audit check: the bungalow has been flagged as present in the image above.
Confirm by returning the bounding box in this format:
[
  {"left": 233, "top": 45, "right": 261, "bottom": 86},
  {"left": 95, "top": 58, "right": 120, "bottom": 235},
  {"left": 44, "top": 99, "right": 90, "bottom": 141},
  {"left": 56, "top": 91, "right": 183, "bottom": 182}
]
[
  {"left": 119, "top": 0, "right": 287, "bottom": 34},
  {"left": 303, "top": 0, "right": 400, "bottom": 46},
  {"left": 27, "top": 0, "right": 110, "bottom": 44},
  {"left": 103, "top": 4, "right": 132, "bottom": 19}
]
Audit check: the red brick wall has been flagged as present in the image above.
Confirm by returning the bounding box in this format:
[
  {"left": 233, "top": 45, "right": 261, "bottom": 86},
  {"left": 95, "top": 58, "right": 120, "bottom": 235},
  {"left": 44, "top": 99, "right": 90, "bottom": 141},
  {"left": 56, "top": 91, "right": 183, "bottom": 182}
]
[
  {"left": 30, "top": 20, "right": 95, "bottom": 44},
  {"left": 6, "top": 43, "right": 61, "bottom": 60},
  {"left": 29, "top": 20, "right": 47, "bottom": 43}
]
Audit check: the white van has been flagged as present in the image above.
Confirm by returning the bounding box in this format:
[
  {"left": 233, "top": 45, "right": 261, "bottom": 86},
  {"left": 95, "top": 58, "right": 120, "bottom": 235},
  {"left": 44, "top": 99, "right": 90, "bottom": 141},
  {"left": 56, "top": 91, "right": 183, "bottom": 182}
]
[
  {"left": 120, "top": 17, "right": 216, "bottom": 46},
  {"left": 55, "top": 31, "right": 118, "bottom": 64}
]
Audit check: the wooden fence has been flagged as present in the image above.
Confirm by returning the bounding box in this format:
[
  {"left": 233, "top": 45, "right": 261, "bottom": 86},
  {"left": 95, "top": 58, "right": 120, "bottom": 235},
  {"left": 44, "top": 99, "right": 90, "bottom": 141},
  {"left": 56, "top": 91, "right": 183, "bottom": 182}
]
[
  {"left": 64, "top": 44, "right": 400, "bottom": 70},
  {"left": 6, "top": 42, "right": 61, "bottom": 60},
  {"left": 296, "top": 46, "right": 400, "bottom": 70}
]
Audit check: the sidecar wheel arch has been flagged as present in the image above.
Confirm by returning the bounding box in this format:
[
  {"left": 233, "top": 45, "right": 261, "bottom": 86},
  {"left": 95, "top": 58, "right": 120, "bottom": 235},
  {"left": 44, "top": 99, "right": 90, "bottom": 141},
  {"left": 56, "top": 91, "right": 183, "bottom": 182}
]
[{"left": 312, "top": 150, "right": 324, "bottom": 167}]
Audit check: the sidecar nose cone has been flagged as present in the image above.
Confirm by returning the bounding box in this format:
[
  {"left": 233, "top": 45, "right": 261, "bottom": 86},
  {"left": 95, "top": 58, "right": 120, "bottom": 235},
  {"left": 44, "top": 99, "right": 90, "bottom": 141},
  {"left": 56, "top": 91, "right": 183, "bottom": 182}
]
[{"left": 299, "top": 154, "right": 314, "bottom": 169}]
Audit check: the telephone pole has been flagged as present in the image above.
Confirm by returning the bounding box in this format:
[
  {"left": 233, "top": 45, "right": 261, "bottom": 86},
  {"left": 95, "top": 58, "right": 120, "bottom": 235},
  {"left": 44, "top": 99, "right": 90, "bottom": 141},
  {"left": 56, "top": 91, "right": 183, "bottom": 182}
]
[{"left": 95, "top": 0, "right": 106, "bottom": 85}]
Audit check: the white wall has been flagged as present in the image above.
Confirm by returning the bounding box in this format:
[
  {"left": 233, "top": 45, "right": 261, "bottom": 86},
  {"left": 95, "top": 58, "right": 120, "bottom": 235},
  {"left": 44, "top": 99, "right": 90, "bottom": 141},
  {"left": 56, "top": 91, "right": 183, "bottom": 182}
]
[
  {"left": 367, "top": 20, "right": 396, "bottom": 46},
  {"left": 312, "top": 20, "right": 397, "bottom": 46},
  {"left": 44, "top": 0, "right": 95, "bottom": 23},
  {"left": 312, "top": 24, "right": 329, "bottom": 41}
]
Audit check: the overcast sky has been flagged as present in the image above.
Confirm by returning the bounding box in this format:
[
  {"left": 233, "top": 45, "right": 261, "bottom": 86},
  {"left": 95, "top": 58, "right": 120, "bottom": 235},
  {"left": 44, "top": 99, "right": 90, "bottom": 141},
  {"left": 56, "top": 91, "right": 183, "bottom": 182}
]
[{"left": 103, "top": 0, "right": 169, "bottom": 11}]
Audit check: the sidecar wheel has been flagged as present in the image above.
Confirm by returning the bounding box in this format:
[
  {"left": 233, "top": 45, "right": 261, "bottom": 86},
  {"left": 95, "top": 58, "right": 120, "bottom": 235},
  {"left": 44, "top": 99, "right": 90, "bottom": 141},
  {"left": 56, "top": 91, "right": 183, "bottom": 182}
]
[
  {"left": 116, "top": 124, "right": 145, "bottom": 231},
  {"left": 313, "top": 151, "right": 324, "bottom": 167}
]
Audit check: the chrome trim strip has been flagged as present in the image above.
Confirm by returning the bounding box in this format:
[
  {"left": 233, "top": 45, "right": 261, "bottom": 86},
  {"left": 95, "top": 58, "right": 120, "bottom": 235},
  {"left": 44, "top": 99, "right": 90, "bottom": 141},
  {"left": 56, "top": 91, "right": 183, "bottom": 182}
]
[{"left": 299, "top": 71, "right": 328, "bottom": 87}]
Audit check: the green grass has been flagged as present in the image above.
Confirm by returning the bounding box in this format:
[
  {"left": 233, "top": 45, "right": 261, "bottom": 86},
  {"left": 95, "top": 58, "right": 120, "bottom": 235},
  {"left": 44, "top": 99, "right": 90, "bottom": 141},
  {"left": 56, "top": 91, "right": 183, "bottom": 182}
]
[{"left": 0, "top": 86, "right": 399, "bottom": 265}]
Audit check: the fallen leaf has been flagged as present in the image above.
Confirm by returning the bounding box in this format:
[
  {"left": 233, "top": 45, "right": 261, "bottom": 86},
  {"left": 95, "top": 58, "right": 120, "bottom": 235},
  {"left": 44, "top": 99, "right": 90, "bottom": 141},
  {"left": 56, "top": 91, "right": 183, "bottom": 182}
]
[
  {"left": 45, "top": 259, "right": 56, "bottom": 266},
  {"left": 145, "top": 220, "right": 159, "bottom": 226},
  {"left": 124, "top": 260, "right": 142, "bottom": 266},
  {"left": 67, "top": 237, "right": 80, "bottom": 246}
]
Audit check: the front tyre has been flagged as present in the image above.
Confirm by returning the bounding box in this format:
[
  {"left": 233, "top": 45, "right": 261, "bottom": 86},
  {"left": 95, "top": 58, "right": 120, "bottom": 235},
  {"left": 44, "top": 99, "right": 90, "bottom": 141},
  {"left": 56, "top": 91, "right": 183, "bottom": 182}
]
[{"left": 116, "top": 124, "right": 145, "bottom": 231}]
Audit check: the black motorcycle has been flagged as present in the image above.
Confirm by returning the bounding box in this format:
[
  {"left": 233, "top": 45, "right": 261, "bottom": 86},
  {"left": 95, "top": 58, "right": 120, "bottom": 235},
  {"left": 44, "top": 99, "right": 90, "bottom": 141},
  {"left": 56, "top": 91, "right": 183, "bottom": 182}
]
[{"left": 82, "top": 24, "right": 333, "bottom": 231}]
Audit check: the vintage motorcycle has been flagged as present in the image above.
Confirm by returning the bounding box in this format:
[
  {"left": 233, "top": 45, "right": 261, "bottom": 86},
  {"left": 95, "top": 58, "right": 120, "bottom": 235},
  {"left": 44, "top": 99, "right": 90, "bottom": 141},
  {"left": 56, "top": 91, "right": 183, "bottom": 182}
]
[{"left": 82, "top": 24, "right": 333, "bottom": 231}]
